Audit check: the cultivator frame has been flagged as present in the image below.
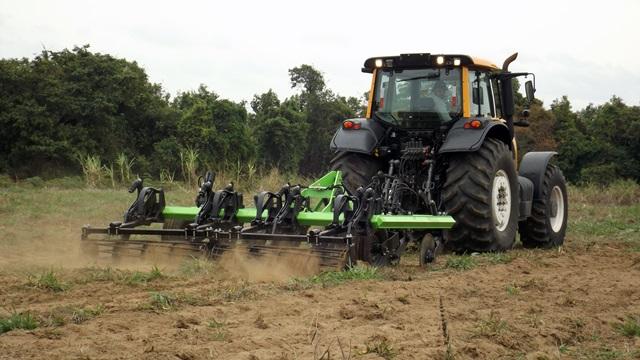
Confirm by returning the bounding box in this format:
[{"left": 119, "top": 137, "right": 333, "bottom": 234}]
[{"left": 81, "top": 171, "right": 455, "bottom": 269}]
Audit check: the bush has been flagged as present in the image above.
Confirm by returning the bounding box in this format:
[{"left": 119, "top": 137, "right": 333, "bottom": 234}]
[{"left": 24, "top": 176, "right": 45, "bottom": 188}]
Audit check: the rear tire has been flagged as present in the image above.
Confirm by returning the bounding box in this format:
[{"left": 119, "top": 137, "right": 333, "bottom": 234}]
[
  {"left": 329, "top": 151, "right": 382, "bottom": 194},
  {"left": 443, "top": 138, "right": 519, "bottom": 252},
  {"left": 519, "top": 165, "right": 568, "bottom": 248}
]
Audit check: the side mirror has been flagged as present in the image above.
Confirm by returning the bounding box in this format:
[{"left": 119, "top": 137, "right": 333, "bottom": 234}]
[
  {"left": 525, "top": 80, "right": 535, "bottom": 102},
  {"left": 472, "top": 86, "right": 484, "bottom": 105}
]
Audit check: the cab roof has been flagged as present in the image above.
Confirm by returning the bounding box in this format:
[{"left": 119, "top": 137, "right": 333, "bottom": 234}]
[{"left": 362, "top": 53, "right": 499, "bottom": 73}]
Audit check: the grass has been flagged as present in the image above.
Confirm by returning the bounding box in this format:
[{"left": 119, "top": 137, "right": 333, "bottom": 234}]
[
  {"left": 483, "top": 252, "right": 514, "bottom": 265},
  {"left": 179, "top": 257, "right": 217, "bottom": 277},
  {"left": 216, "top": 281, "right": 256, "bottom": 302},
  {"left": 0, "top": 311, "right": 38, "bottom": 334},
  {"left": 286, "top": 265, "right": 383, "bottom": 289},
  {"left": 445, "top": 254, "right": 476, "bottom": 271},
  {"left": 71, "top": 305, "right": 105, "bottom": 324},
  {"left": 505, "top": 282, "right": 521, "bottom": 296},
  {"left": 362, "top": 336, "right": 396, "bottom": 359},
  {"left": 27, "top": 270, "right": 68, "bottom": 292},
  {"left": 614, "top": 316, "right": 640, "bottom": 337},
  {"left": 472, "top": 311, "right": 508, "bottom": 338},
  {"left": 121, "top": 266, "right": 165, "bottom": 285},
  {"left": 148, "top": 292, "right": 176, "bottom": 311}
]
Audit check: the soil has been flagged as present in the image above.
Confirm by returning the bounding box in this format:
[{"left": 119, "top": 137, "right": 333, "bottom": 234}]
[{"left": 1, "top": 237, "right": 640, "bottom": 360}]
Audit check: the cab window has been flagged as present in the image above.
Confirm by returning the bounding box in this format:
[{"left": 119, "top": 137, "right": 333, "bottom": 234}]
[{"left": 468, "top": 71, "right": 494, "bottom": 117}]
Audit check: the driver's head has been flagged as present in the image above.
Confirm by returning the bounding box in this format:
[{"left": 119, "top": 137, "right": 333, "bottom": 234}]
[{"left": 433, "top": 81, "right": 448, "bottom": 99}]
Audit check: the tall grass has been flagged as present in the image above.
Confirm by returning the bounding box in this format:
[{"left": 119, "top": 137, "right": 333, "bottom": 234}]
[
  {"left": 180, "top": 147, "right": 199, "bottom": 188},
  {"left": 115, "top": 153, "right": 135, "bottom": 183},
  {"left": 569, "top": 179, "right": 640, "bottom": 206},
  {"left": 78, "top": 154, "right": 102, "bottom": 188},
  {"left": 102, "top": 163, "right": 116, "bottom": 189}
]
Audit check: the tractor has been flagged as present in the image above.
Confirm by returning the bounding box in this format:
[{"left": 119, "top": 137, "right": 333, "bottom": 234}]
[{"left": 81, "top": 52, "right": 568, "bottom": 269}]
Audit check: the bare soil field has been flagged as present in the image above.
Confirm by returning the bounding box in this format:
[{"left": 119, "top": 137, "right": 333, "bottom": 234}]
[{"left": 1, "top": 184, "right": 639, "bottom": 359}]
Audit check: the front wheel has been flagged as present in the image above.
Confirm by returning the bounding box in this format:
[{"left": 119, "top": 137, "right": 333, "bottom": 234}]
[{"left": 519, "top": 165, "right": 568, "bottom": 248}]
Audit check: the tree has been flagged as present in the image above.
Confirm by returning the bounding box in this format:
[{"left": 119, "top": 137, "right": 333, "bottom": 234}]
[
  {"left": 0, "top": 45, "right": 175, "bottom": 178},
  {"left": 250, "top": 91, "right": 307, "bottom": 172},
  {"left": 172, "top": 85, "right": 254, "bottom": 172}
]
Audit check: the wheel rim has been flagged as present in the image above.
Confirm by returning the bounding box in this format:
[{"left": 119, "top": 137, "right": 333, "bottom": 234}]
[
  {"left": 492, "top": 169, "right": 512, "bottom": 232},
  {"left": 549, "top": 185, "right": 565, "bottom": 232}
]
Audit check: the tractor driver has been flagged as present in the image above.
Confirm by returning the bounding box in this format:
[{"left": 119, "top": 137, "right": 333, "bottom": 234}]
[{"left": 428, "top": 80, "right": 451, "bottom": 121}]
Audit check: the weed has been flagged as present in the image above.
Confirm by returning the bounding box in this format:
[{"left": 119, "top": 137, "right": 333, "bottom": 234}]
[
  {"left": 160, "top": 169, "right": 175, "bottom": 186},
  {"left": 210, "top": 330, "right": 227, "bottom": 342},
  {"left": 0, "top": 311, "right": 38, "bottom": 334},
  {"left": 180, "top": 147, "right": 199, "bottom": 187},
  {"left": 362, "top": 336, "right": 396, "bottom": 359},
  {"left": 473, "top": 311, "right": 508, "bottom": 338},
  {"left": 179, "top": 257, "right": 217, "bottom": 277},
  {"left": 78, "top": 154, "right": 102, "bottom": 187},
  {"left": 175, "top": 292, "right": 211, "bottom": 306},
  {"left": 506, "top": 283, "right": 521, "bottom": 296},
  {"left": 484, "top": 252, "right": 514, "bottom": 265},
  {"left": 148, "top": 292, "right": 176, "bottom": 311},
  {"left": 614, "top": 316, "right": 640, "bottom": 337},
  {"left": 218, "top": 282, "right": 256, "bottom": 302},
  {"left": 71, "top": 305, "right": 105, "bottom": 324},
  {"left": 122, "top": 266, "right": 165, "bottom": 285},
  {"left": 284, "top": 265, "right": 383, "bottom": 290},
  {"left": 81, "top": 266, "right": 120, "bottom": 283},
  {"left": 445, "top": 255, "right": 476, "bottom": 271},
  {"left": 116, "top": 153, "right": 135, "bottom": 183},
  {"left": 208, "top": 319, "right": 225, "bottom": 329},
  {"left": 28, "top": 270, "right": 68, "bottom": 292},
  {"left": 103, "top": 163, "right": 116, "bottom": 189}
]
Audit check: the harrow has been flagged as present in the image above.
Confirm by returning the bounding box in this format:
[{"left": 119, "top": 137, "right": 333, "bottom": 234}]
[{"left": 81, "top": 171, "right": 455, "bottom": 270}]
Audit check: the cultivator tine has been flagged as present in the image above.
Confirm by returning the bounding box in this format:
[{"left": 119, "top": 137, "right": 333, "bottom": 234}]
[{"left": 81, "top": 225, "right": 350, "bottom": 270}]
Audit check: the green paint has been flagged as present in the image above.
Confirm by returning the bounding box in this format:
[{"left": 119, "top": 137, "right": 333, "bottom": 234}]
[{"left": 161, "top": 170, "right": 455, "bottom": 230}]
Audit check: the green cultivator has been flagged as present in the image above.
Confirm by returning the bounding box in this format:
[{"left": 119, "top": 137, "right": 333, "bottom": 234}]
[
  {"left": 82, "top": 52, "right": 569, "bottom": 270},
  {"left": 81, "top": 171, "right": 455, "bottom": 269}
]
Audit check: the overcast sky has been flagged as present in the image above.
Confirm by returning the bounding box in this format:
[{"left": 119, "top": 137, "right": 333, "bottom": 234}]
[{"left": 1, "top": 0, "right": 639, "bottom": 110}]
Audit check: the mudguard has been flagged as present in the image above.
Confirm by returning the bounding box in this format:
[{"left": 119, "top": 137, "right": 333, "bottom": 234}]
[
  {"left": 330, "top": 118, "right": 386, "bottom": 154},
  {"left": 519, "top": 151, "right": 557, "bottom": 199},
  {"left": 438, "top": 118, "right": 511, "bottom": 154}
]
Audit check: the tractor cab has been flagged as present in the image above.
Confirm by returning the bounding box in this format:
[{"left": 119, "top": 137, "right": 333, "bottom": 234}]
[{"left": 363, "top": 54, "right": 533, "bottom": 130}]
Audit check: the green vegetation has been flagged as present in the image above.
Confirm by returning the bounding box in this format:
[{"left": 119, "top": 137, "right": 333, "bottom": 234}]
[
  {"left": 27, "top": 270, "right": 68, "bottom": 292},
  {"left": 148, "top": 292, "right": 177, "bottom": 311},
  {"left": 472, "top": 311, "right": 509, "bottom": 338},
  {"left": 71, "top": 305, "right": 105, "bottom": 324},
  {"left": 362, "top": 336, "right": 396, "bottom": 359},
  {"left": 122, "top": 266, "right": 165, "bottom": 285},
  {"left": 287, "top": 265, "right": 382, "bottom": 289},
  {"left": 0, "top": 311, "right": 38, "bottom": 334},
  {"left": 179, "top": 257, "right": 218, "bottom": 277},
  {"left": 216, "top": 281, "right": 256, "bottom": 302},
  {"left": 0, "top": 46, "right": 362, "bottom": 180},
  {"left": 2, "top": 45, "right": 638, "bottom": 185},
  {"left": 444, "top": 254, "right": 477, "bottom": 271},
  {"left": 614, "top": 316, "right": 640, "bottom": 337}
]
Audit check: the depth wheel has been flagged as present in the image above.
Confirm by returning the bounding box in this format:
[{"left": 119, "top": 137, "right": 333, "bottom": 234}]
[
  {"left": 519, "top": 164, "right": 568, "bottom": 248},
  {"left": 443, "top": 138, "right": 519, "bottom": 252}
]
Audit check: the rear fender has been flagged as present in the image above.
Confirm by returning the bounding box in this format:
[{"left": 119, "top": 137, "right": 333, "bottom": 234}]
[
  {"left": 330, "top": 118, "right": 386, "bottom": 154},
  {"left": 519, "top": 151, "right": 557, "bottom": 199},
  {"left": 438, "top": 119, "right": 511, "bottom": 154}
]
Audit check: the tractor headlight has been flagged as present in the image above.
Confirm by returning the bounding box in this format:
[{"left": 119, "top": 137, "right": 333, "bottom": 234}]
[
  {"left": 453, "top": 58, "right": 461, "bottom": 66},
  {"left": 436, "top": 56, "right": 445, "bottom": 65},
  {"left": 375, "top": 59, "right": 383, "bottom": 68}
]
